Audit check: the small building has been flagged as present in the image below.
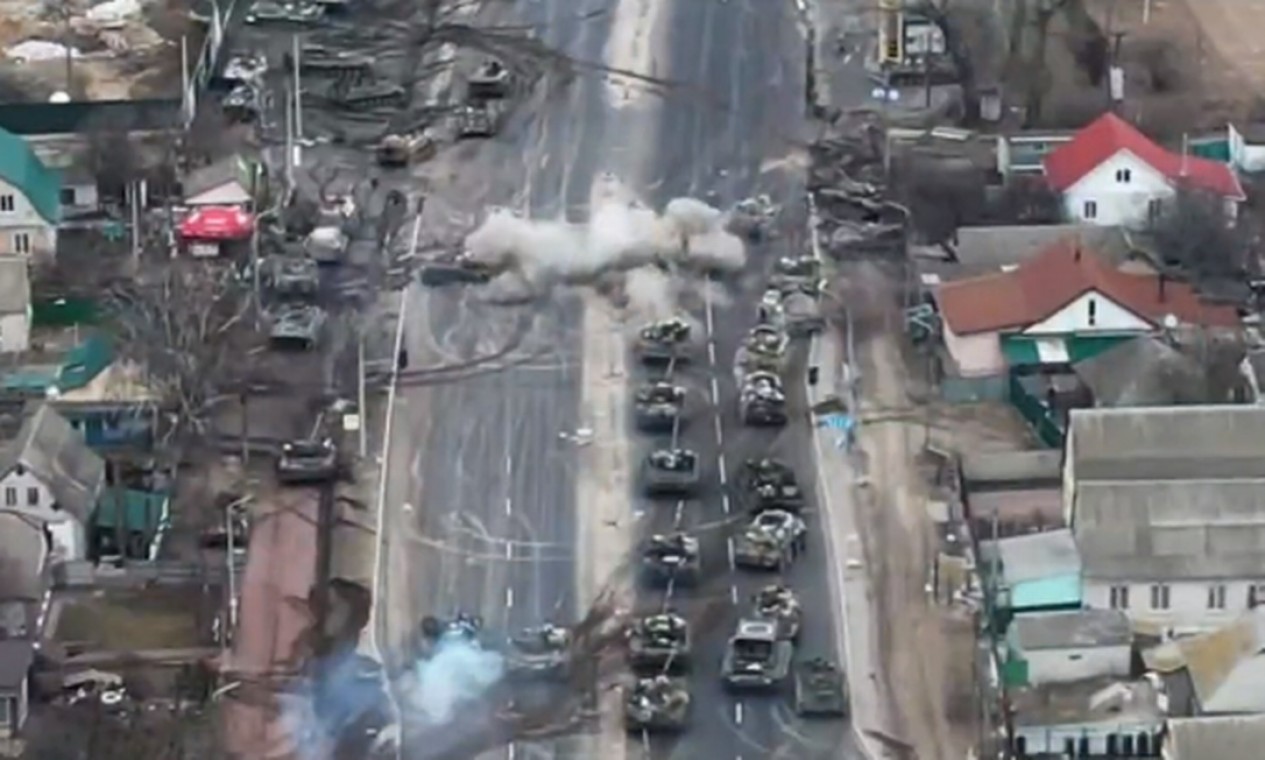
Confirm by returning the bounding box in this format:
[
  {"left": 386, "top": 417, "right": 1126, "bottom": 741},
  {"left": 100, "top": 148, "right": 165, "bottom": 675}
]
[
  {"left": 961, "top": 450, "right": 1064, "bottom": 538},
  {"left": 981, "top": 529, "right": 1083, "bottom": 632},
  {"left": 997, "top": 129, "right": 1075, "bottom": 178},
  {"left": 182, "top": 155, "right": 257, "bottom": 208},
  {"left": 0, "top": 404, "right": 106, "bottom": 561},
  {"left": 0, "top": 257, "right": 30, "bottom": 354},
  {"left": 1043, "top": 113, "right": 1245, "bottom": 228},
  {"left": 0, "top": 126, "right": 60, "bottom": 261},
  {"left": 1164, "top": 715, "right": 1265, "bottom": 760},
  {"left": 1009, "top": 677, "right": 1165, "bottom": 757},
  {"left": 0, "top": 641, "right": 33, "bottom": 739},
  {"left": 1143, "top": 609, "right": 1265, "bottom": 717},
  {"left": 1008, "top": 609, "right": 1131, "bottom": 686}
]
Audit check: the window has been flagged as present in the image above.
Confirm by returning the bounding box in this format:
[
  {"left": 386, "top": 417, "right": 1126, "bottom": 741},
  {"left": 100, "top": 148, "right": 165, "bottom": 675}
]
[
  {"left": 1087, "top": 298, "right": 1098, "bottom": 326},
  {"left": 59, "top": 187, "right": 76, "bottom": 205},
  {"left": 3, "top": 488, "right": 14, "bottom": 507},
  {"left": 25, "top": 488, "right": 37, "bottom": 507},
  {"left": 1115, "top": 168, "right": 1132, "bottom": 183},
  {"left": 1148, "top": 198, "right": 1163, "bottom": 222},
  {"left": 1109, "top": 585, "right": 1130, "bottom": 609},
  {"left": 1150, "top": 583, "right": 1171, "bottom": 610},
  {"left": 1208, "top": 584, "right": 1227, "bottom": 610},
  {"left": 1249, "top": 583, "right": 1265, "bottom": 608},
  {"left": 0, "top": 195, "right": 13, "bottom": 212},
  {"left": 12, "top": 233, "right": 29, "bottom": 254},
  {"left": 1083, "top": 200, "right": 1098, "bottom": 219}
]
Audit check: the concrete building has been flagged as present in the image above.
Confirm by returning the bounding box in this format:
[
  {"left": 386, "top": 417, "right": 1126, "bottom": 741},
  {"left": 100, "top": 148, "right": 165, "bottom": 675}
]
[
  {"left": 1009, "top": 677, "right": 1165, "bottom": 756},
  {"left": 1008, "top": 609, "right": 1132, "bottom": 686}
]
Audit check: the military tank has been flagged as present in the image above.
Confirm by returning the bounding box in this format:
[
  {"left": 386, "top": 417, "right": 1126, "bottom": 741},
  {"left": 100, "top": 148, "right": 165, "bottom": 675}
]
[
  {"left": 624, "top": 676, "right": 691, "bottom": 733},
  {"left": 640, "top": 533, "right": 700, "bottom": 588},
  {"left": 721, "top": 619, "right": 793, "bottom": 691},
  {"left": 769, "top": 255, "right": 821, "bottom": 291},
  {"left": 752, "top": 583, "right": 802, "bottom": 641},
  {"left": 505, "top": 623, "right": 571, "bottom": 680},
  {"left": 634, "top": 318, "right": 693, "bottom": 366},
  {"left": 739, "top": 372, "right": 787, "bottom": 427},
  {"left": 733, "top": 509, "right": 807, "bottom": 570},
  {"left": 633, "top": 382, "right": 686, "bottom": 433},
  {"left": 741, "top": 458, "right": 806, "bottom": 513},
  {"left": 420, "top": 252, "right": 498, "bottom": 286},
  {"left": 627, "top": 612, "right": 691, "bottom": 672},
  {"left": 793, "top": 658, "right": 849, "bottom": 717},
  {"left": 641, "top": 448, "right": 701, "bottom": 497}
]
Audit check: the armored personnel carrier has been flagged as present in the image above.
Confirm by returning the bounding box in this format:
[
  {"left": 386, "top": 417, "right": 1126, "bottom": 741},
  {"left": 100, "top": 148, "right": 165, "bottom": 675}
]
[
  {"left": 627, "top": 612, "right": 691, "bottom": 672},
  {"left": 739, "top": 372, "right": 787, "bottom": 426},
  {"left": 376, "top": 133, "right": 436, "bottom": 168},
  {"left": 793, "top": 658, "right": 849, "bottom": 717},
  {"left": 641, "top": 448, "right": 700, "bottom": 497},
  {"left": 721, "top": 619, "right": 793, "bottom": 691},
  {"left": 633, "top": 382, "right": 685, "bottom": 433},
  {"left": 288, "top": 44, "right": 372, "bottom": 77},
  {"left": 640, "top": 533, "right": 700, "bottom": 588},
  {"left": 635, "top": 318, "right": 692, "bottom": 366},
  {"left": 752, "top": 583, "right": 802, "bottom": 641},
  {"left": 467, "top": 58, "right": 512, "bottom": 100},
  {"left": 324, "top": 78, "right": 406, "bottom": 109},
  {"left": 624, "top": 676, "right": 691, "bottom": 733},
  {"left": 268, "top": 304, "right": 326, "bottom": 350},
  {"left": 505, "top": 623, "right": 571, "bottom": 680},
  {"left": 745, "top": 325, "right": 788, "bottom": 365},
  {"left": 733, "top": 509, "right": 807, "bottom": 570},
  {"left": 741, "top": 458, "right": 805, "bottom": 513}
]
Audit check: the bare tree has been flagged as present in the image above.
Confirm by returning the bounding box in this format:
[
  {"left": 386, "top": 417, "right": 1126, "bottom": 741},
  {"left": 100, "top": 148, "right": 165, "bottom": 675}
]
[
  {"left": 989, "top": 174, "right": 1064, "bottom": 224},
  {"left": 912, "top": 0, "right": 985, "bottom": 125},
  {"left": 1151, "top": 187, "right": 1248, "bottom": 277}
]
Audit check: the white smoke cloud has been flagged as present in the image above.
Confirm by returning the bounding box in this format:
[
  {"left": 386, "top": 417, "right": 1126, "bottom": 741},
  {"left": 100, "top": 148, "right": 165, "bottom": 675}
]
[{"left": 410, "top": 636, "right": 505, "bottom": 725}]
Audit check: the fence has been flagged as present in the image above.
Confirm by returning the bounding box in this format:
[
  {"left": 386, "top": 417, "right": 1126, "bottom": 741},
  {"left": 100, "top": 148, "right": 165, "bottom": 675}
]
[
  {"left": 1007, "top": 372, "right": 1064, "bottom": 447},
  {"left": 55, "top": 558, "right": 243, "bottom": 589}
]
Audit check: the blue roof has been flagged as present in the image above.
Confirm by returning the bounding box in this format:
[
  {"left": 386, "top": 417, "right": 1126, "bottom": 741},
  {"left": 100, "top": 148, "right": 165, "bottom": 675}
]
[
  {"left": 1011, "top": 573, "right": 1083, "bottom": 610},
  {"left": 0, "top": 126, "right": 60, "bottom": 223}
]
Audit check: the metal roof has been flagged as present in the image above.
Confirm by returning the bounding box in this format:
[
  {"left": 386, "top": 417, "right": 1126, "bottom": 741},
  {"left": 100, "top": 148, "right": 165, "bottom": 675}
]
[
  {"left": 0, "top": 404, "right": 105, "bottom": 522},
  {"left": 1167, "top": 715, "right": 1265, "bottom": 760},
  {"left": 988, "top": 529, "right": 1081, "bottom": 585},
  {"left": 1012, "top": 609, "right": 1131, "bottom": 651},
  {"left": 1148, "top": 611, "right": 1265, "bottom": 715},
  {"left": 1069, "top": 406, "right": 1265, "bottom": 481}
]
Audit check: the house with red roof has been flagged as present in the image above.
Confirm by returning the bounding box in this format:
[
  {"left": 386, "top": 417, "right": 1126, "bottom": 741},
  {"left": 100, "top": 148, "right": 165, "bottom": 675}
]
[
  {"left": 1043, "top": 113, "right": 1245, "bottom": 228},
  {"left": 934, "top": 239, "right": 1239, "bottom": 381}
]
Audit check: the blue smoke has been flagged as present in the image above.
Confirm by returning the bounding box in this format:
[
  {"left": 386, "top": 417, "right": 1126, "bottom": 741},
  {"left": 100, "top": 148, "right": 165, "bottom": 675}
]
[
  {"left": 410, "top": 634, "right": 505, "bottom": 724},
  {"left": 281, "top": 645, "right": 389, "bottom": 760}
]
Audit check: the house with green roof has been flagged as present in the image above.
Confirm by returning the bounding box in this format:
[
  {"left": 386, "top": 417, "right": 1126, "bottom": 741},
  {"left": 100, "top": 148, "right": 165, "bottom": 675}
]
[{"left": 0, "top": 126, "right": 60, "bottom": 262}]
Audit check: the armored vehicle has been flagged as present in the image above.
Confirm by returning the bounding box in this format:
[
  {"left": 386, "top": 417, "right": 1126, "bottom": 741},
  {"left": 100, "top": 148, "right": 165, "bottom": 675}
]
[
  {"left": 376, "top": 133, "right": 437, "bottom": 168},
  {"left": 752, "top": 583, "right": 802, "bottom": 641},
  {"left": 268, "top": 304, "right": 326, "bottom": 350},
  {"left": 627, "top": 612, "right": 691, "bottom": 672},
  {"left": 288, "top": 45, "right": 372, "bottom": 76},
  {"left": 739, "top": 372, "right": 787, "bottom": 426},
  {"left": 793, "top": 658, "right": 849, "bottom": 716},
  {"left": 264, "top": 255, "right": 320, "bottom": 298},
  {"left": 733, "top": 509, "right": 807, "bottom": 570},
  {"left": 420, "top": 252, "right": 497, "bottom": 286},
  {"left": 756, "top": 289, "right": 786, "bottom": 331},
  {"left": 304, "top": 226, "right": 348, "bottom": 265},
  {"left": 467, "top": 59, "right": 512, "bottom": 100},
  {"left": 770, "top": 256, "right": 821, "bottom": 290},
  {"left": 624, "top": 676, "right": 690, "bottom": 733},
  {"left": 635, "top": 318, "right": 692, "bottom": 366},
  {"left": 783, "top": 290, "right": 824, "bottom": 336},
  {"left": 741, "top": 458, "right": 805, "bottom": 513},
  {"left": 222, "top": 85, "right": 259, "bottom": 122},
  {"left": 505, "top": 623, "right": 570, "bottom": 680},
  {"left": 325, "top": 78, "right": 406, "bottom": 109},
  {"left": 633, "top": 382, "right": 685, "bottom": 433},
  {"left": 746, "top": 325, "right": 788, "bottom": 365},
  {"left": 457, "top": 101, "right": 504, "bottom": 139},
  {"left": 276, "top": 438, "right": 338, "bottom": 484},
  {"left": 222, "top": 53, "right": 266, "bottom": 84},
  {"left": 640, "top": 533, "right": 700, "bottom": 588},
  {"left": 244, "top": 0, "right": 324, "bottom": 24},
  {"left": 721, "top": 619, "right": 794, "bottom": 690},
  {"left": 641, "top": 448, "right": 701, "bottom": 496}
]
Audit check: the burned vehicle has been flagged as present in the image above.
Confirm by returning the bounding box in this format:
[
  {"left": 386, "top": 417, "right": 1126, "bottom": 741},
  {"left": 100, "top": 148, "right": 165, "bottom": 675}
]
[
  {"left": 304, "top": 226, "right": 348, "bottom": 265},
  {"left": 721, "top": 619, "right": 793, "bottom": 690},
  {"left": 793, "top": 658, "right": 849, "bottom": 717},
  {"left": 376, "top": 132, "right": 437, "bottom": 168},
  {"left": 633, "top": 382, "right": 685, "bottom": 432},
  {"left": 739, "top": 371, "right": 787, "bottom": 426},
  {"left": 624, "top": 676, "right": 690, "bottom": 733},
  {"left": 268, "top": 304, "right": 326, "bottom": 350},
  {"left": 635, "top": 318, "right": 692, "bottom": 366},
  {"left": 505, "top": 623, "right": 571, "bottom": 680},
  {"left": 640, "top": 533, "right": 700, "bottom": 588},
  {"left": 244, "top": 0, "right": 325, "bottom": 25},
  {"left": 733, "top": 509, "right": 807, "bottom": 570},
  {"left": 264, "top": 255, "right": 320, "bottom": 298},
  {"left": 276, "top": 438, "right": 338, "bottom": 484},
  {"left": 627, "top": 612, "right": 691, "bottom": 672},
  {"left": 770, "top": 255, "right": 821, "bottom": 291},
  {"left": 420, "top": 251, "right": 497, "bottom": 287},
  {"left": 752, "top": 583, "right": 802, "bottom": 641},
  {"left": 641, "top": 448, "right": 701, "bottom": 497},
  {"left": 741, "top": 458, "right": 806, "bottom": 513},
  {"left": 324, "top": 78, "right": 407, "bottom": 110},
  {"left": 287, "top": 44, "right": 372, "bottom": 77}
]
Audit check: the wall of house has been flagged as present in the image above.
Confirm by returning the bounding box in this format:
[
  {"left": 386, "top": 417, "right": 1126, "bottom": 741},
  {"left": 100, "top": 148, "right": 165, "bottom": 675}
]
[
  {"left": 0, "top": 312, "right": 29, "bottom": 353},
  {"left": 0, "top": 178, "right": 55, "bottom": 260},
  {"left": 0, "top": 470, "right": 84, "bottom": 560},
  {"left": 1062, "top": 150, "right": 1173, "bottom": 228},
  {"left": 1083, "top": 578, "right": 1265, "bottom": 633},
  {"left": 1022, "top": 291, "right": 1154, "bottom": 336},
  {"left": 1228, "top": 124, "right": 1265, "bottom": 173},
  {"left": 1015, "top": 722, "right": 1163, "bottom": 756},
  {"left": 942, "top": 322, "right": 1006, "bottom": 377},
  {"left": 60, "top": 182, "right": 99, "bottom": 214},
  {"left": 1024, "top": 644, "right": 1132, "bottom": 685}
]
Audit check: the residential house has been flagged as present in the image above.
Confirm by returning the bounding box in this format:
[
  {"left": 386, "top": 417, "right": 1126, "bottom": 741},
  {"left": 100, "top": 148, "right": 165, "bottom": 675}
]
[
  {"left": 0, "top": 257, "right": 30, "bottom": 355},
  {"left": 0, "top": 641, "right": 33, "bottom": 740},
  {"left": 1143, "top": 610, "right": 1265, "bottom": 716},
  {"left": 1066, "top": 405, "right": 1265, "bottom": 633},
  {"left": 996, "top": 130, "right": 1075, "bottom": 179},
  {"left": 1075, "top": 334, "right": 1250, "bottom": 408},
  {"left": 915, "top": 223, "right": 1145, "bottom": 286},
  {"left": 1042, "top": 112, "right": 1245, "bottom": 227},
  {"left": 961, "top": 450, "right": 1064, "bottom": 538},
  {"left": 0, "top": 404, "right": 106, "bottom": 561},
  {"left": 1185, "top": 123, "right": 1265, "bottom": 174},
  {"left": 1164, "top": 715, "right": 1265, "bottom": 760},
  {"left": 1009, "top": 677, "right": 1165, "bottom": 756},
  {"left": 1007, "top": 609, "right": 1132, "bottom": 686},
  {"left": 0, "top": 127, "right": 60, "bottom": 261},
  {"left": 182, "top": 154, "right": 257, "bottom": 208},
  {"left": 981, "top": 529, "right": 1083, "bottom": 630}
]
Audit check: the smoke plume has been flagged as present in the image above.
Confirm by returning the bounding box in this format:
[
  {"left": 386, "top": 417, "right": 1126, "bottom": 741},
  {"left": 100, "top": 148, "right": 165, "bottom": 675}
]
[{"left": 409, "top": 636, "right": 505, "bottom": 725}]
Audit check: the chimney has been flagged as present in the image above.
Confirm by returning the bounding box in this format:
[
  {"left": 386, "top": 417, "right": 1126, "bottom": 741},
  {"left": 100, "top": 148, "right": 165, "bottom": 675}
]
[{"left": 1158, "top": 272, "right": 1167, "bottom": 302}]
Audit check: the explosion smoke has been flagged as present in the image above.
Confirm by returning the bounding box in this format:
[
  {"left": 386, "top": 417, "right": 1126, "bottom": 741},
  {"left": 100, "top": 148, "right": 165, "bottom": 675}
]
[{"left": 410, "top": 636, "right": 506, "bottom": 725}]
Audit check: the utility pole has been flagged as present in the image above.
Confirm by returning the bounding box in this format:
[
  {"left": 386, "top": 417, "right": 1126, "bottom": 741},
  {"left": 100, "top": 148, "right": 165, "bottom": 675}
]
[
  {"left": 357, "top": 328, "right": 367, "bottom": 458},
  {"left": 284, "top": 81, "right": 294, "bottom": 186},
  {"left": 225, "top": 497, "right": 239, "bottom": 636},
  {"left": 292, "top": 35, "right": 303, "bottom": 166}
]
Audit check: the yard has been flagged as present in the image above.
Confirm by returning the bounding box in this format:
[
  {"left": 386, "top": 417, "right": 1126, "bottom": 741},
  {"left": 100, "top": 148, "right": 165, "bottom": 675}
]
[{"left": 53, "top": 586, "right": 215, "bottom": 652}]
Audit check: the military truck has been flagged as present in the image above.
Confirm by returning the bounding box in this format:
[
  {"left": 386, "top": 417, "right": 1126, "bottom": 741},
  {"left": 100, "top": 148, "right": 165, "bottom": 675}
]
[
  {"left": 268, "top": 304, "right": 326, "bottom": 350},
  {"left": 733, "top": 509, "right": 807, "bottom": 570},
  {"left": 752, "top": 583, "right": 802, "bottom": 641},
  {"left": 505, "top": 623, "right": 570, "bottom": 680},
  {"left": 721, "top": 619, "right": 793, "bottom": 691},
  {"left": 276, "top": 438, "right": 338, "bottom": 484},
  {"left": 640, "top": 533, "right": 700, "bottom": 588},
  {"left": 741, "top": 458, "right": 806, "bottom": 513},
  {"left": 739, "top": 372, "right": 787, "bottom": 427},
  {"left": 793, "top": 658, "right": 849, "bottom": 717},
  {"left": 627, "top": 612, "right": 691, "bottom": 672},
  {"left": 641, "top": 448, "right": 701, "bottom": 496},
  {"left": 634, "top": 318, "right": 693, "bottom": 366},
  {"left": 633, "top": 382, "right": 686, "bottom": 433},
  {"left": 624, "top": 676, "right": 691, "bottom": 733}
]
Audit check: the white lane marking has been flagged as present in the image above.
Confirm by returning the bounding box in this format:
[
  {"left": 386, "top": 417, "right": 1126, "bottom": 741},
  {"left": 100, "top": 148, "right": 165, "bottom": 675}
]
[
  {"left": 730, "top": 585, "right": 739, "bottom": 604},
  {"left": 505, "top": 454, "right": 512, "bottom": 476},
  {"left": 734, "top": 700, "right": 744, "bottom": 725},
  {"left": 707, "top": 340, "right": 717, "bottom": 364},
  {"left": 706, "top": 301, "right": 715, "bottom": 334},
  {"left": 504, "top": 541, "right": 512, "bottom": 559},
  {"left": 506, "top": 587, "right": 514, "bottom": 608},
  {"left": 710, "top": 376, "right": 720, "bottom": 401},
  {"left": 508, "top": 744, "right": 516, "bottom": 760},
  {"left": 505, "top": 497, "right": 512, "bottom": 516},
  {"left": 722, "top": 493, "right": 731, "bottom": 515},
  {"left": 714, "top": 415, "right": 723, "bottom": 445},
  {"left": 674, "top": 500, "right": 685, "bottom": 526},
  {"left": 727, "top": 537, "right": 736, "bottom": 568},
  {"left": 718, "top": 454, "right": 727, "bottom": 486}
]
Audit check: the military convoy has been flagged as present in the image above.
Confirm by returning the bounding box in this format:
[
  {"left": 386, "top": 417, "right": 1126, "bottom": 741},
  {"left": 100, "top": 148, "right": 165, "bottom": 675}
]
[
  {"left": 635, "top": 318, "right": 693, "bottom": 365},
  {"left": 793, "top": 658, "right": 849, "bottom": 717},
  {"left": 734, "top": 509, "right": 807, "bottom": 570},
  {"left": 739, "top": 371, "right": 787, "bottom": 426},
  {"left": 268, "top": 303, "right": 327, "bottom": 350},
  {"left": 633, "top": 382, "right": 686, "bottom": 432},
  {"left": 721, "top": 619, "right": 794, "bottom": 690},
  {"left": 741, "top": 458, "right": 806, "bottom": 513},
  {"left": 505, "top": 623, "right": 571, "bottom": 680},
  {"left": 641, "top": 448, "right": 701, "bottom": 496},
  {"left": 624, "top": 676, "right": 691, "bottom": 733},
  {"left": 458, "top": 59, "right": 512, "bottom": 139},
  {"left": 751, "top": 583, "right": 802, "bottom": 641},
  {"left": 627, "top": 612, "right": 691, "bottom": 672},
  {"left": 640, "top": 533, "right": 700, "bottom": 588}
]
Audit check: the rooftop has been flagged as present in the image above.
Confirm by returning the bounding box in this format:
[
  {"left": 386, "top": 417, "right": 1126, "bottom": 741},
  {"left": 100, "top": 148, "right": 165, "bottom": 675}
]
[
  {"left": 0, "top": 403, "right": 105, "bottom": 522},
  {"left": 1010, "top": 677, "right": 1165, "bottom": 728},
  {"left": 1144, "top": 610, "right": 1265, "bottom": 715},
  {"left": 1166, "top": 715, "right": 1265, "bottom": 760},
  {"left": 922, "top": 224, "right": 1139, "bottom": 281},
  {"left": 1012, "top": 609, "right": 1131, "bottom": 652},
  {"left": 1074, "top": 335, "right": 1249, "bottom": 408},
  {"left": 961, "top": 449, "right": 1062, "bottom": 489},
  {"left": 0, "top": 127, "right": 60, "bottom": 223},
  {"left": 986, "top": 528, "right": 1081, "bottom": 586}
]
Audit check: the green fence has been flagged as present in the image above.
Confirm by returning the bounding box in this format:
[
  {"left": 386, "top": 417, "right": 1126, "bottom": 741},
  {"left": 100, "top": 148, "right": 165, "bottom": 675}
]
[
  {"left": 32, "top": 297, "right": 99, "bottom": 327},
  {"left": 1008, "top": 373, "right": 1064, "bottom": 447}
]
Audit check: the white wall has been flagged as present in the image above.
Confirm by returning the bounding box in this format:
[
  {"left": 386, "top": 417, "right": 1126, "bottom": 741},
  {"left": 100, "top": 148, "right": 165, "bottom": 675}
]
[
  {"left": 941, "top": 322, "right": 1005, "bottom": 377},
  {"left": 1023, "top": 291, "right": 1153, "bottom": 336},
  {"left": 1062, "top": 150, "right": 1173, "bottom": 228},
  {"left": 1016, "top": 722, "right": 1162, "bottom": 756},
  {"left": 0, "top": 312, "right": 30, "bottom": 353},
  {"left": 1083, "top": 578, "right": 1265, "bottom": 633},
  {"left": 61, "top": 182, "right": 99, "bottom": 213},
  {"left": 0, "top": 470, "right": 54, "bottom": 515},
  {"left": 1025, "top": 644, "right": 1132, "bottom": 685}
]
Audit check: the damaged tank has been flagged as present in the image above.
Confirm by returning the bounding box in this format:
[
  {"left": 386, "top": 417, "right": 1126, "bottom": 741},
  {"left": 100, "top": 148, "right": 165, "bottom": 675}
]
[
  {"left": 721, "top": 619, "right": 793, "bottom": 691},
  {"left": 263, "top": 255, "right": 320, "bottom": 298},
  {"left": 739, "top": 371, "right": 787, "bottom": 427},
  {"left": 640, "top": 533, "right": 700, "bottom": 588},
  {"left": 641, "top": 448, "right": 701, "bottom": 496},
  {"left": 741, "top": 458, "right": 805, "bottom": 513},
  {"left": 624, "top": 676, "right": 691, "bottom": 733},
  {"left": 505, "top": 623, "right": 571, "bottom": 680},
  {"left": 793, "top": 658, "right": 849, "bottom": 717},
  {"left": 733, "top": 509, "right": 807, "bottom": 570},
  {"left": 627, "top": 612, "right": 691, "bottom": 672},
  {"left": 633, "top": 382, "right": 686, "bottom": 432},
  {"left": 420, "top": 252, "right": 498, "bottom": 286},
  {"left": 634, "top": 317, "right": 693, "bottom": 366},
  {"left": 751, "top": 583, "right": 802, "bottom": 641}
]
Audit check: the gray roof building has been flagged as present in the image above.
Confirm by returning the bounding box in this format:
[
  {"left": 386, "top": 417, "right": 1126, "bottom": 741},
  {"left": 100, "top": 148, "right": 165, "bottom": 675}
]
[
  {"left": 917, "top": 224, "right": 1145, "bottom": 283},
  {"left": 1075, "top": 336, "right": 1249, "bottom": 409},
  {"left": 1012, "top": 609, "right": 1131, "bottom": 652},
  {"left": 0, "top": 404, "right": 104, "bottom": 522},
  {"left": 1166, "top": 715, "right": 1265, "bottom": 760}
]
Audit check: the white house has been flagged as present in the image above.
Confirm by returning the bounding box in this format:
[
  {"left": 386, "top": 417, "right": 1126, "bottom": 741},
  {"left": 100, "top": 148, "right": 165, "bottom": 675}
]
[
  {"left": 1043, "top": 112, "right": 1245, "bottom": 228},
  {"left": 0, "top": 256, "right": 31, "bottom": 354},
  {"left": 0, "top": 404, "right": 105, "bottom": 561},
  {"left": 1008, "top": 609, "right": 1132, "bottom": 686},
  {"left": 0, "top": 127, "right": 60, "bottom": 262},
  {"left": 1066, "top": 406, "right": 1265, "bottom": 634}
]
